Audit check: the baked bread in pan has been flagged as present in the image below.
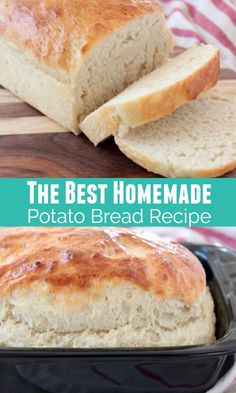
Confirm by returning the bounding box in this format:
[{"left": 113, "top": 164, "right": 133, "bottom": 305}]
[
  {"left": 0, "top": 0, "right": 174, "bottom": 133},
  {"left": 0, "top": 228, "right": 215, "bottom": 348}
]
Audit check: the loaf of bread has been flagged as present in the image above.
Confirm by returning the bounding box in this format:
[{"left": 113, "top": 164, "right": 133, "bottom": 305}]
[
  {"left": 0, "top": 0, "right": 174, "bottom": 133},
  {"left": 115, "top": 87, "right": 236, "bottom": 178},
  {"left": 0, "top": 227, "right": 215, "bottom": 348},
  {"left": 81, "top": 45, "right": 220, "bottom": 145}
]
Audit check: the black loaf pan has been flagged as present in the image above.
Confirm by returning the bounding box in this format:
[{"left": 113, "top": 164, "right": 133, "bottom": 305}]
[{"left": 0, "top": 244, "right": 236, "bottom": 393}]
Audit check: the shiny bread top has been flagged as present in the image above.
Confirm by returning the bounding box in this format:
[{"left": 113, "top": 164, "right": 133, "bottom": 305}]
[
  {"left": 0, "top": 227, "right": 206, "bottom": 304},
  {"left": 0, "top": 0, "right": 162, "bottom": 69}
]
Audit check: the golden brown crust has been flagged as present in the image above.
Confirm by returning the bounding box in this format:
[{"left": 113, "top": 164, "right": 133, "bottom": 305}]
[
  {"left": 0, "top": 227, "right": 205, "bottom": 303},
  {"left": 188, "top": 159, "right": 236, "bottom": 178},
  {"left": 0, "top": 0, "right": 162, "bottom": 69}
]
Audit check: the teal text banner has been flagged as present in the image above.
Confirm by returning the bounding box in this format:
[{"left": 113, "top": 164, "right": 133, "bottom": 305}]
[{"left": 0, "top": 178, "right": 235, "bottom": 227}]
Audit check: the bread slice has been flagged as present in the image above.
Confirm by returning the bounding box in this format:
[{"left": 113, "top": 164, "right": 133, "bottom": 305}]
[
  {"left": 81, "top": 45, "right": 220, "bottom": 145},
  {"left": 115, "top": 87, "right": 236, "bottom": 178},
  {"left": 0, "top": 1, "right": 174, "bottom": 134}
]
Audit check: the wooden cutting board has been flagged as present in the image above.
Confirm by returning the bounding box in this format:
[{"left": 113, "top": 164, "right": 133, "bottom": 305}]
[{"left": 0, "top": 69, "right": 235, "bottom": 178}]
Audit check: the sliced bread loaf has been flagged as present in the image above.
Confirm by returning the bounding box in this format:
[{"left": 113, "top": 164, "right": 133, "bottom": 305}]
[
  {"left": 0, "top": 1, "right": 174, "bottom": 134},
  {"left": 81, "top": 45, "right": 220, "bottom": 145},
  {"left": 115, "top": 87, "right": 236, "bottom": 178}
]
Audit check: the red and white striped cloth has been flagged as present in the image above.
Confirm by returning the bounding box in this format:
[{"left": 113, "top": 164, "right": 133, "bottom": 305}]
[
  {"left": 135, "top": 227, "right": 236, "bottom": 248},
  {"left": 159, "top": 0, "right": 236, "bottom": 71}
]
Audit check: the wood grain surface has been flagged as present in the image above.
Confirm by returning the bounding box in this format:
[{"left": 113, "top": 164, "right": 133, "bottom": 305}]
[{"left": 0, "top": 66, "right": 235, "bottom": 178}]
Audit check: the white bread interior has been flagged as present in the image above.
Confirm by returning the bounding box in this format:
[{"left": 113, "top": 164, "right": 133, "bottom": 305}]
[{"left": 0, "top": 282, "right": 215, "bottom": 348}]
